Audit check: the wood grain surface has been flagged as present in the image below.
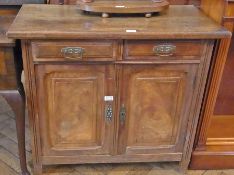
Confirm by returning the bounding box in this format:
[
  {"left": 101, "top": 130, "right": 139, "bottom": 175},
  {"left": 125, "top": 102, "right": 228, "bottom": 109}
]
[
  {"left": 49, "top": 0, "right": 201, "bottom": 6},
  {"left": 190, "top": 0, "right": 234, "bottom": 169},
  {"left": 7, "top": 4, "right": 231, "bottom": 174},
  {"left": 76, "top": 0, "right": 169, "bottom": 14},
  {"left": 31, "top": 40, "right": 121, "bottom": 62},
  {"left": 0, "top": 15, "right": 17, "bottom": 90},
  {"left": 1, "top": 96, "right": 234, "bottom": 174},
  {"left": 7, "top": 5, "right": 231, "bottom": 39}
]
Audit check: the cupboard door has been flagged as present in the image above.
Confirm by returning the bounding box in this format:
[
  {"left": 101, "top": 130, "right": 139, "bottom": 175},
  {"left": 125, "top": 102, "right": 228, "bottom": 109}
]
[
  {"left": 35, "top": 64, "right": 115, "bottom": 156},
  {"left": 117, "top": 64, "right": 197, "bottom": 156}
]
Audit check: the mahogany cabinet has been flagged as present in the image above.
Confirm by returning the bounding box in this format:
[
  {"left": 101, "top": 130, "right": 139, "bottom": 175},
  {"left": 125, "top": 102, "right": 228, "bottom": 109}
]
[
  {"left": 28, "top": 38, "right": 213, "bottom": 167},
  {"left": 7, "top": 4, "right": 230, "bottom": 174},
  {"left": 190, "top": 0, "right": 234, "bottom": 169}
]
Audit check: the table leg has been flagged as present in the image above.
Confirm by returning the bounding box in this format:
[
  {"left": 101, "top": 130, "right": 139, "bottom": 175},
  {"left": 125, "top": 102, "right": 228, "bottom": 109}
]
[{"left": 1, "top": 89, "right": 30, "bottom": 175}]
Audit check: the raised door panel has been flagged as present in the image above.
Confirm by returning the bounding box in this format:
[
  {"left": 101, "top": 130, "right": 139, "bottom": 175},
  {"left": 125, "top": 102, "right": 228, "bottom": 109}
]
[
  {"left": 117, "top": 64, "right": 197, "bottom": 156},
  {"left": 35, "top": 64, "right": 115, "bottom": 156}
]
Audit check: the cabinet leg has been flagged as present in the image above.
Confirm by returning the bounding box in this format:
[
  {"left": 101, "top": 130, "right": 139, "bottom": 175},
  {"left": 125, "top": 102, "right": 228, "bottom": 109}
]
[{"left": 0, "top": 89, "right": 30, "bottom": 175}]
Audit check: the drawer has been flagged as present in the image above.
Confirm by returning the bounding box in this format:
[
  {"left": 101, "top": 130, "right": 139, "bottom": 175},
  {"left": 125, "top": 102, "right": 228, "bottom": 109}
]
[
  {"left": 124, "top": 40, "right": 208, "bottom": 60},
  {"left": 31, "top": 40, "right": 120, "bottom": 62}
]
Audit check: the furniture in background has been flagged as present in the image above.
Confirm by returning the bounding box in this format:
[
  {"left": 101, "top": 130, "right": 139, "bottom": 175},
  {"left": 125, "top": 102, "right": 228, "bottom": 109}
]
[
  {"left": 0, "top": 10, "right": 29, "bottom": 175},
  {"left": 190, "top": 0, "right": 234, "bottom": 169},
  {"left": 0, "top": 0, "right": 45, "bottom": 5},
  {"left": 0, "top": 1, "right": 45, "bottom": 175},
  {"left": 7, "top": 4, "right": 230, "bottom": 175}
]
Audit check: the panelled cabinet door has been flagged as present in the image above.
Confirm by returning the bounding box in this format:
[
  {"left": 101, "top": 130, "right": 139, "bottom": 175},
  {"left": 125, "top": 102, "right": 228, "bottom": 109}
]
[
  {"left": 117, "top": 64, "right": 198, "bottom": 157},
  {"left": 35, "top": 64, "right": 115, "bottom": 156}
]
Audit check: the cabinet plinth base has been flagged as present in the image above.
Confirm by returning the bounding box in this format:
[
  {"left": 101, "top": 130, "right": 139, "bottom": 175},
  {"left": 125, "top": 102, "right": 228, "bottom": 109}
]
[{"left": 190, "top": 150, "right": 234, "bottom": 169}]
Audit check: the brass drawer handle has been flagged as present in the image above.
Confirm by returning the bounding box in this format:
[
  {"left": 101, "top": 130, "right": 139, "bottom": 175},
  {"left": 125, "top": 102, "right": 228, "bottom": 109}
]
[
  {"left": 153, "top": 44, "right": 176, "bottom": 57},
  {"left": 61, "top": 47, "right": 85, "bottom": 60}
]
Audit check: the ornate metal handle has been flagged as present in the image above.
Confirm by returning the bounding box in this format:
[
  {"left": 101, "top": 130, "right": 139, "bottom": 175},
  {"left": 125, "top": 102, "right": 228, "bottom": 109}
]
[
  {"left": 61, "top": 47, "right": 85, "bottom": 60},
  {"left": 153, "top": 44, "right": 176, "bottom": 56},
  {"left": 119, "top": 104, "right": 126, "bottom": 125},
  {"left": 105, "top": 104, "right": 113, "bottom": 122}
]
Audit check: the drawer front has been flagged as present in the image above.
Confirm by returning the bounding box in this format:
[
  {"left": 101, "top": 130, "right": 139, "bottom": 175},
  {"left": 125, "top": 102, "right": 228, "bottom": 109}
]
[
  {"left": 31, "top": 40, "right": 120, "bottom": 62},
  {"left": 124, "top": 40, "right": 208, "bottom": 60}
]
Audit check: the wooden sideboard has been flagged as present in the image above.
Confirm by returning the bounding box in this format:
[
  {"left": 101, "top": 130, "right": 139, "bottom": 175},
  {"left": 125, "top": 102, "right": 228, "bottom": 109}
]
[
  {"left": 7, "top": 4, "right": 230, "bottom": 174},
  {"left": 190, "top": 0, "right": 234, "bottom": 169}
]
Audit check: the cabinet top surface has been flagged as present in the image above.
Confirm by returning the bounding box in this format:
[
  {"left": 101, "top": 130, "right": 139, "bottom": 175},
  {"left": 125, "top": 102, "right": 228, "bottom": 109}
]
[
  {"left": 7, "top": 4, "right": 231, "bottom": 40},
  {"left": 0, "top": 16, "right": 15, "bottom": 46}
]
